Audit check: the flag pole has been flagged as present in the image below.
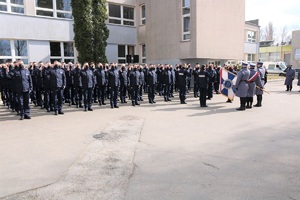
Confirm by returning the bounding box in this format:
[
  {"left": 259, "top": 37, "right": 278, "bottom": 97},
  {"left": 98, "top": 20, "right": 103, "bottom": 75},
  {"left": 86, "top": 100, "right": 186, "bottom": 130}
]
[{"left": 256, "top": 86, "right": 270, "bottom": 95}]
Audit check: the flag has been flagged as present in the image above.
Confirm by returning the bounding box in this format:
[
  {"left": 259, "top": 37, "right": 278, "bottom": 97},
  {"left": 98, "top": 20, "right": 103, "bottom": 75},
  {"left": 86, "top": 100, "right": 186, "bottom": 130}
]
[{"left": 219, "top": 68, "right": 237, "bottom": 101}]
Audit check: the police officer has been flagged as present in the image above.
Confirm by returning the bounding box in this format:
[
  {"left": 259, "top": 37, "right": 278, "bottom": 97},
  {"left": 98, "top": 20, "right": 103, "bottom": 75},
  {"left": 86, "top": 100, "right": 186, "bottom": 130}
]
[
  {"left": 119, "top": 64, "right": 128, "bottom": 104},
  {"left": 64, "top": 62, "right": 74, "bottom": 106},
  {"left": 254, "top": 62, "right": 266, "bottom": 107},
  {"left": 94, "top": 63, "right": 107, "bottom": 106},
  {"left": 138, "top": 65, "right": 145, "bottom": 101},
  {"left": 11, "top": 61, "right": 32, "bottom": 120},
  {"left": 107, "top": 63, "right": 120, "bottom": 108},
  {"left": 193, "top": 64, "right": 200, "bottom": 98},
  {"left": 177, "top": 64, "right": 188, "bottom": 104},
  {"left": 50, "top": 61, "right": 66, "bottom": 115},
  {"left": 42, "top": 62, "right": 52, "bottom": 112},
  {"left": 169, "top": 65, "right": 175, "bottom": 98},
  {"left": 81, "top": 62, "right": 95, "bottom": 111},
  {"left": 197, "top": 65, "right": 210, "bottom": 107},
  {"left": 246, "top": 63, "right": 263, "bottom": 109},
  {"left": 128, "top": 64, "right": 140, "bottom": 106},
  {"left": 206, "top": 64, "right": 216, "bottom": 100},
  {"left": 36, "top": 61, "right": 44, "bottom": 108},
  {"left": 284, "top": 65, "right": 295, "bottom": 91},
  {"left": 72, "top": 63, "right": 83, "bottom": 108},
  {"left": 162, "top": 64, "right": 172, "bottom": 102},
  {"left": 235, "top": 62, "right": 250, "bottom": 111},
  {"left": 146, "top": 64, "right": 157, "bottom": 104}
]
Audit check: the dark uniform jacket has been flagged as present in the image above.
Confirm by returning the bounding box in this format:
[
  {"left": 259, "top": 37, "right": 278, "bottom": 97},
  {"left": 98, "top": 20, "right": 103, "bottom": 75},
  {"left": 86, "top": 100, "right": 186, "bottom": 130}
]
[
  {"left": 42, "top": 67, "right": 51, "bottom": 89},
  {"left": 81, "top": 68, "right": 95, "bottom": 89},
  {"left": 72, "top": 67, "right": 82, "bottom": 87},
  {"left": 10, "top": 67, "right": 32, "bottom": 93},
  {"left": 50, "top": 66, "right": 66, "bottom": 89},
  {"left": 128, "top": 69, "right": 140, "bottom": 87},
  {"left": 177, "top": 68, "right": 188, "bottom": 86},
  {"left": 197, "top": 70, "right": 210, "bottom": 88},
  {"left": 107, "top": 69, "right": 120, "bottom": 87},
  {"left": 94, "top": 68, "right": 107, "bottom": 86},
  {"left": 119, "top": 69, "right": 128, "bottom": 86},
  {"left": 147, "top": 69, "right": 156, "bottom": 85},
  {"left": 162, "top": 69, "right": 172, "bottom": 85}
]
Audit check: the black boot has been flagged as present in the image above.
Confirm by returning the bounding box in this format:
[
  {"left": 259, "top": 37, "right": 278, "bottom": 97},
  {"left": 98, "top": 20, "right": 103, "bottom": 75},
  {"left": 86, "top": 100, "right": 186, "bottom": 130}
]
[{"left": 236, "top": 98, "right": 245, "bottom": 111}]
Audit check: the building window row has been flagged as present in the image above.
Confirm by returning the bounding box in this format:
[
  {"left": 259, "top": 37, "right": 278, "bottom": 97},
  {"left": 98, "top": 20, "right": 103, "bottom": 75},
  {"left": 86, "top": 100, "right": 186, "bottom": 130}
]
[
  {"left": 182, "top": 0, "right": 190, "bottom": 41},
  {"left": 108, "top": 3, "right": 135, "bottom": 26},
  {"left": 295, "top": 49, "right": 300, "bottom": 60},
  {"left": 140, "top": 4, "right": 145, "bottom": 25},
  {"left": 50, "top": 41, "right": 74, "bottom": 63},
  {"left": 141, "top": 44, "right": 146, "bottom": 64},
  {"left": 0, "top": 39, "right": 28, "bottom": 64},
  {"left": 247, "top": 54, "right": 256, "bottom": 62},
  {"left": 0, "top": 0, "right": 24, "bottom": 14},
  {"left": 36, "top": 0, "right": 72, "bottom": 19}
]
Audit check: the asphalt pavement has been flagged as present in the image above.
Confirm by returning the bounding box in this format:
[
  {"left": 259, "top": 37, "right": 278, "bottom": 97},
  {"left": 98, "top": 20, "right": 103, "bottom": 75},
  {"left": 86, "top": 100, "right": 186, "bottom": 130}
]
[{"left": 0, "top": 79, "right": 299, "bottom": 200}]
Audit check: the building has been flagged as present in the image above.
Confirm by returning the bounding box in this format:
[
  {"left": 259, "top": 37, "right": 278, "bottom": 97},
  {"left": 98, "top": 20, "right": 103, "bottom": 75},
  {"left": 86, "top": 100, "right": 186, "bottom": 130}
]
[
  {"left": 291, "top": 30, "right": 300, "bottom": 68},
  {"left": 244, "top": 19, "right": 260, "bottom": 63},
  {"left": 259, "top": 42, "right": 292, "bottom": 65},
  {"left": 1, "top": 0, "right": 246, "bottom": 66}
]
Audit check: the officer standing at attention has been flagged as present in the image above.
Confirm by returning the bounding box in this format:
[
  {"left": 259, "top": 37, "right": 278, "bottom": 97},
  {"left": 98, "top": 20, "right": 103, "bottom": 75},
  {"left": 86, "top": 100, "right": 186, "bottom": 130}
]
[
  {"left": 254, "top": 62, "right": 265, "bottom": 107},
  {"left": 94, "top": 63, "right": 107, "bottom": 106},
  {"left": 9, "top": 61, "right": 32, "bottom": 120},
  {"left": 246, "top": 63, "right": 263, "bottom": 109},
  {"left": 50, "top": 61, "right": 66, "bottom": 115},
  {"left": 128, "top": 64, "right": 140, "bottom": 106},
  {"left": 162, "top": 64, "right": 172, "bottom": 102},
  {"left": 197, "top": 65, "right": 210, "bottom": 107},
  {"left": 193, "top": 64, "right": 200, "bottom": 98},
  {"left": 81, "top": 62, "right": 95, "bottom": 111},
  {"left": 119, "top": 64, "right": 128, "bottom": 104},
  {"left": 146, "top": 64, "right": 157, "bottom": 104},
  {"left": 235, "top": 62, "right": 250, "bottom": 111},
  {"left": 107, "top": 63, "right": 120, "bottom": 108},
  {"left": 284, "top": 65, "right": 295, "bottom": 91},
  {"left": 72, "top": 63, "right": 83, "bottom": 108},
  {"left": 177, "top": 64, "right": 188, "bottom": 104}
]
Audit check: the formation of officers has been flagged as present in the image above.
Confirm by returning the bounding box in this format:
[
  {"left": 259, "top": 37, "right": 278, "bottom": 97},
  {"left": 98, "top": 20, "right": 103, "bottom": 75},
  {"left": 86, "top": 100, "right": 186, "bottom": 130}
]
[
  {"left": 0, "top": 60, "right": 224, "bottom": 120},
  {"left": 0, "top": 59, "right": 270, "bottom": 120}
]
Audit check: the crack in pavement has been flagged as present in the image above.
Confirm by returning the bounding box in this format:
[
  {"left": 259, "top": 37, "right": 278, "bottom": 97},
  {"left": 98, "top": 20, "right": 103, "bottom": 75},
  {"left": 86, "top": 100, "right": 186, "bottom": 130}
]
[{"left": 2, "top": 116, "right": 145, "bottom": 200}]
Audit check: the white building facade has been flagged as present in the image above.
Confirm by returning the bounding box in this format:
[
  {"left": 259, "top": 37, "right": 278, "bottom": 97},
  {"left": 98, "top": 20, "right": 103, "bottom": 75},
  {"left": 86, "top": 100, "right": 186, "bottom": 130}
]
[{"left": 0, "top": 0, "right": 249, "bottom": 66}]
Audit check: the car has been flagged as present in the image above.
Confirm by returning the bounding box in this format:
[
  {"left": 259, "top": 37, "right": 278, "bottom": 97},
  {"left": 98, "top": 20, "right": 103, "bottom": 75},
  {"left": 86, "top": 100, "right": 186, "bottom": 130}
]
[{"left": 263, "top": 62, "right": 287, "bottom": 76}]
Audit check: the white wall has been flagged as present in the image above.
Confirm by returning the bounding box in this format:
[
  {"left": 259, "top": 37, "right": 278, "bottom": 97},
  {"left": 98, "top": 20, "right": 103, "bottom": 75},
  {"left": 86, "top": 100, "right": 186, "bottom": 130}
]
[
  {"left": 28, "top": 40, "right": 50, "bottom": 63},
  {"left": 107, "top": 24, "right": 137, "bottom": 45}
]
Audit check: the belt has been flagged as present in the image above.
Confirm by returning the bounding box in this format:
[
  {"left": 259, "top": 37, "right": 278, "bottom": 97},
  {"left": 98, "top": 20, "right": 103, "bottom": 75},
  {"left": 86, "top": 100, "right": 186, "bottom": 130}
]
[{"left": 261, "top": 78, "right": 265, "bottom": 80}]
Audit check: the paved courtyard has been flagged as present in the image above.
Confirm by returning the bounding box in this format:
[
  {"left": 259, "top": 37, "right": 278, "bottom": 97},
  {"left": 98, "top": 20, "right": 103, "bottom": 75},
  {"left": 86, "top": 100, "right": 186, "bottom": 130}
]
[{"left": 0, "top": 79, "right": 299, "bottom": 200}]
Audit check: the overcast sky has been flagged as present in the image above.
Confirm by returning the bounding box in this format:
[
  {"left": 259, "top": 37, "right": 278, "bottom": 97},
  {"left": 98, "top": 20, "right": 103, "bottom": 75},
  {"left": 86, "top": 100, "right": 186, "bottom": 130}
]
[{"left": 246, "top": 0, "right": 300, "bottom": 35}]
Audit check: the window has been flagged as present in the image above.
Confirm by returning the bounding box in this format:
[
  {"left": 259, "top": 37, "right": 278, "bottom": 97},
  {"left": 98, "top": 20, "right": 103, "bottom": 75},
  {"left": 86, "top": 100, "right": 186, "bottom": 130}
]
[
  {"left": 295, "top": 49, "right": 300, "bottom": 60},
  {"left": 141, "top": 44, "right": 146, "bottom": 64},
  {"left": 259, "top": 53, "right": 268, "bottom": 62},
  {"left": 36, "top": 0, "right": 72, "bottom": 19},
  {"left": 118, "top": 45, "right": 135, "bottom": 63},
  {"left": 141, "top": 4, "right": 145, "bottom": 25},
  {"left": 269, "top": 52, "right": 280, "bottom": 61},
  {"left": 0, "top": 0, "right": 24, "bottom": 14},
  {"left": 0, "top": 39, "right": 28, "bottom": 64},
  {"left": 182, "top": 0, "right": 190, "bottom": 41},
  {"left": 247, "top": 54, "right": 255, "bottom": 62},
  {"left": 50, "top": 42, "right": 74, "bottom": 63},
  {"left": 108, "top": 3, "right": 135, "bottom": 26},
  {"left": 247, "top": 30, "right": 256, "bottom": 43}
]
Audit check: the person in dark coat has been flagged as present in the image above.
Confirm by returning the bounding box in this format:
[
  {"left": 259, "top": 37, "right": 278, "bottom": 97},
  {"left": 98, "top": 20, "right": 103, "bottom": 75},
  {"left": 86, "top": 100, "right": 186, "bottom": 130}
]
[
  {"left": 235, "top": 62, "right": 250, "bottom": 111},
  {"left": 246, "top": 63, "right": 263, "bottom": 109},
  {"left": 42, "top": 62, "right": 52, "bottom": 112},
  {"left": 284, "top": 65, "right": 296, "bottom": 91},
  {"left": 162, "top": 64, "right": 172, "bottom": 102},
  {"left": 94, "top": 63, "right": 107, "bottom": 105},
  {"left": 81, "top": 62, "right": 95, "bottom": 111},
  {"left": 138, "top": 65, "right": 145, "bottom": 101},
  {"left": 36, "top": 62, "right": 44, "bottom": 108},
  {"left": 197, "top": 65, "right": 210, "bottom": 107},
  {"left": 177, "top": 64, "right": 188, "bottom": 104},
  {"left": 50, "top": 61, "right": 66, "bottom": 115},
  {"left": 9, "top": 61, "right": 32, "bottom": 120},
  {"left": 0, "top": 64, "right": 5, "bottom": 105},
  {"left": 156, "top": 65, "right": 163, "bottom": 96},
  {"left": 193, "top": 64, "right": 200, "bottom": 98},
  {"left": 214, "top": 66, "right": 221, "bottom": 94},
  {"left": 298, "top": 70, "right": 300, "bottom": 92},
  {"left": 72, "top": 63, "right": 83, "bottom": 108},
  {"left": 107, "top": 63, "right": 120, "bottom": 108},
  {"left": 128, "top": 64, "right": 141, "bottom": 106},
  {"left": 146, "top": 64, "right": 157, "bottom": 104},
  {"left": 206, "top": 64, "right": 216, "bottom": 100},
  {"left": 119, "top": 64, "right": 128, "bottom": 104},
  {"left": 64, "top": 62, "right": 74, "bottom": 106},
  {"left": 169, "top": 65, "right": 176, "bottom": 98},
  {"left": 186, "top": 64, "right": 192, "bottom": 91},
  {"left": 30, "top": 62, "right": 38, "bottom": 106}
]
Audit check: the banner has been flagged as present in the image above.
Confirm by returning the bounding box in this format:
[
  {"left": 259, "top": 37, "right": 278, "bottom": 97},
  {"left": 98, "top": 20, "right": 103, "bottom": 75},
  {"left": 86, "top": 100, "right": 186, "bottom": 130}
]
[{"left": 219, "top": 68, "right": 237, "bottom": 101}]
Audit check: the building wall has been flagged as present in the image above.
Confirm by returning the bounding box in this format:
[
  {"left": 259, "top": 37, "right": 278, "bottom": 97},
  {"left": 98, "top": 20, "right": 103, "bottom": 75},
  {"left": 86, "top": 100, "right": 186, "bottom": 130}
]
[{"left": 291, "top": 30, "right": 300, "bottom": 69}]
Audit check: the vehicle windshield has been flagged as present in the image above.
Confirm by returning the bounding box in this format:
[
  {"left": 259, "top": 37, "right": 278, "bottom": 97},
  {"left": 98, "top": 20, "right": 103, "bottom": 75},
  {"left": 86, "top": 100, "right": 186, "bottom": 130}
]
[{"left": 278, "top": 63, "right": 287, "bottom": 70}]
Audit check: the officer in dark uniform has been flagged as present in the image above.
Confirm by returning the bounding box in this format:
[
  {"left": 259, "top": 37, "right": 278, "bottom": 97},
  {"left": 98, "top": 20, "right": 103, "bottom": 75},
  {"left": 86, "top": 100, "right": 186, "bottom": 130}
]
[
  {"left": 0, "top": 64, "right": 5, "bottom": 105},
  {"left": 72, "top": 63, "right": 83, "bottom": 108},
  {"left": 143, "top": 64, "right": 149, "bottom": 93},
  {"left": 193, "top": 64, "right": 200, "bottom": 98},
  {"left": 197, "top": 65, "right": 210, "bottom": 107},
  {"left": 119, "top": 64, "right": 128, "bottom": 104},
  {"left": 254, "top": 62, "right": 266, "bottom": 107},
  {"left": 10, "top": 61, "right": 32, "bottom": 120},
  {"left": 186, "top": 64, "right": 192, "bottom": 91},
  {"left": 128, "top": 64, "right": 140, "bottom": 106},
  {"left": 170, "top": 65, "right": 176, "bottom": 98},
  {"left": 107, "top": 63, "right": 120, "bottom": 108},
  {"left": 177, "top": 64, "right": 188, "bottom": 104},
  {"left": 138, "top": 65, "right": 145, "bottom": 101},
  {"left": 94, "top": 63, "right": 107, "bottom": 106},
  {"left": 64, "top": 62, "right": 74, "bottom": 106},
  {"left": 90, "top": 62, "right": 98, "bottom": 103},
  {"left": 156, "top": 65, "right": 163, "bottom": 96},
  {"left": 30, "top": 62, "right": 38, "bottom": 106},
  {"left": 206, "top": 64, "right": 216, "bottom": 100},
  {"left": 42, "top": 62, "right": 52, "bottom": 112},
  {"left": 214, "top": 66, "right": 220, "bottom": 94},
  {"left": 50, "top": 61, "right": 66, "bottom": 115},
  {"left": 81, "top": 62, "right": 95, "bottom": 111},
  {"left": 235, "top": 62, "right": 250, "bottom": 111},
  {"left": 146, "top": 64, "right": 157, "bottom": 104},
  {"left": 36, "top": 62, "right": 44, "bottom": 108},
  {"left": 162, "top": 64, "right": 172, "bottom": 102}
]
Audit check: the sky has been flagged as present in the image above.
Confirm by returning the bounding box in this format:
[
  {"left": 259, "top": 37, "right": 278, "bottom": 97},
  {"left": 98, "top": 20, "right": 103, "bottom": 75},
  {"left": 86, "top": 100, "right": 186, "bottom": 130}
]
[{"left": 246, "top": 0, "right": 300, "bottom": 39}]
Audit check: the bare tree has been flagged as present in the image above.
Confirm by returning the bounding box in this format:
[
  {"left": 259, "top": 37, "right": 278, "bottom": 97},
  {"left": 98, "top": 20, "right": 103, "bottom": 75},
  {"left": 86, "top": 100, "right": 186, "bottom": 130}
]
[
  {"left": 264, "top": 21, "right": 275, "bottom": 41},
  {"left": 280, "top": 25, "right": 288, "bottom": 43}
]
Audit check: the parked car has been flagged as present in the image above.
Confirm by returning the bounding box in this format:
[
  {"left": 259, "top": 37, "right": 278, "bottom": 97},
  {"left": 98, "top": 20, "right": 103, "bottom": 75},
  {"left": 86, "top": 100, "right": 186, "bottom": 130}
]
[{"left": 263, "top": 62, "right": 287, "bottom": 76}]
